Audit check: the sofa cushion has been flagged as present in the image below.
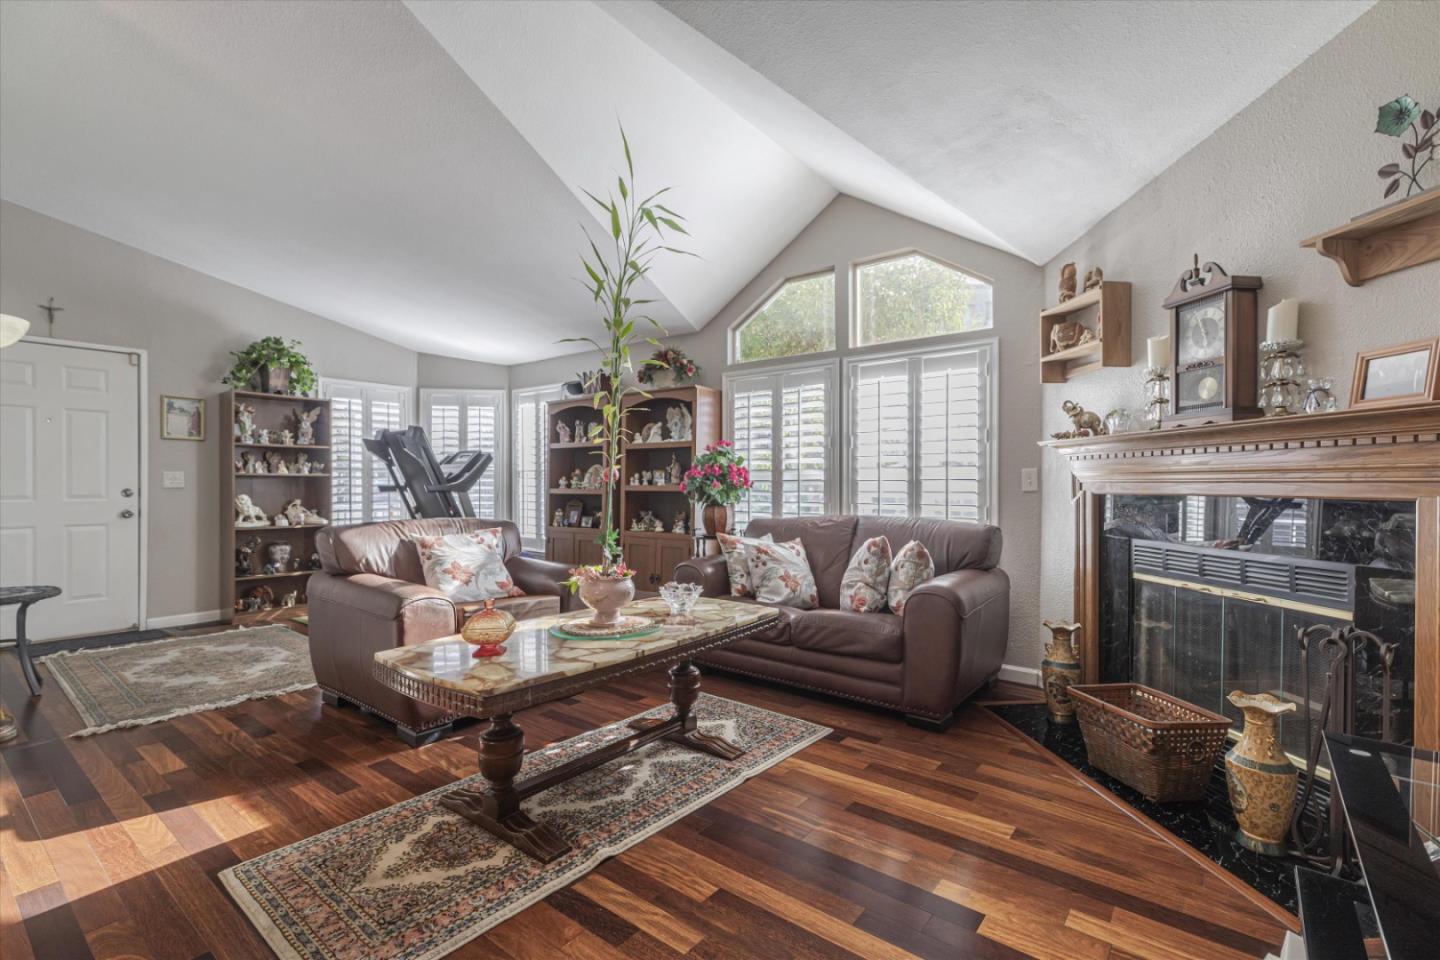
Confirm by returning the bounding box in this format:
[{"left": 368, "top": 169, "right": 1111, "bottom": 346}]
[
  {"left": 457, "top": 594, "right": 559, "bottom": 624},
  {"left": 887, "top": 539, "right": 936, "bottom": 616},
  {"left": 854, "top": 516, "right": 1001, "bottom": 574},
  {"left": 716, "top": 532, "right": 772, "bottom": 598},
  {"left": 409, "top": 529, "right": 523, "bottom": 602},
  {"left": 716, "top": 597, "right": 799, "bottom": 645},
  {"left": 838, "top": 535, "right": 892, "bottom": 612},
  {"left": 788, "top": 609, "right": 904, "bottom": 663},
  {"left": 747, "top": 538, "right": 819, "bottom": 609},
  {"left": 743, "top": 516, "right": 857, "bottom": 608}
]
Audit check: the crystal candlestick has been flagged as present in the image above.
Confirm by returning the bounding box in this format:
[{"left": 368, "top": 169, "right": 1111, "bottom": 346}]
[
  {"left": 1144, "top": 366, "right": 1170, "bottom": 430},
  {"left": 1259, "top": 339, "right": 1305, "bottom": 416}
]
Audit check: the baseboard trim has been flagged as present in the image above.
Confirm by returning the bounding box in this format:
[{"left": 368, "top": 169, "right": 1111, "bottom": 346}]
[
  {"left": 146, "top": 609, "right": 225, "bottom": 630},
  {"left": 997, "top": 664, "right": 1041, "bottom": 687}
]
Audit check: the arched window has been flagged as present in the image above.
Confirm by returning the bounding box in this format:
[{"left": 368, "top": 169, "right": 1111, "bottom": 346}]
[
  {"left": 855, "top": 252, "right": 992, "bottom": 346},
  {"left": 733, "top": 270, "right": 835, "bottom": 364}
]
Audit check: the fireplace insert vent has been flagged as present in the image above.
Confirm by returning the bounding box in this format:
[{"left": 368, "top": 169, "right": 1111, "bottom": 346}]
[
  {"left": 1203, "top": 555, "right": 1244, "bottom": 584},
  {"left": 1131, "top": 539, "right": 1355, "bottom": 612}
]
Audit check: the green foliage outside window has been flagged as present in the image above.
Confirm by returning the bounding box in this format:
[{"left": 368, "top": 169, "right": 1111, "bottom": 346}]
[
  {"left": 735, "top": 272, "right": 835, "bottom": 363},
  {"left": 857, "top": 253, "right": 991, "bottom": 346}
]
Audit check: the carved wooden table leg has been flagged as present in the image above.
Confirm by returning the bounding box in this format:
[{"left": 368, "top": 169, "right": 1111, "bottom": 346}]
[
  {"left": 629, "top": 659, "right": 745, "bottom": 761},
  {"left": 440, "top": 713, "right": 570, "bottom": 863}
]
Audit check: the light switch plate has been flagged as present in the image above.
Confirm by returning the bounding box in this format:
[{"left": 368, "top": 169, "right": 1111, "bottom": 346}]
[
  {"left": 162, "top": 471, "right": 185, "bottom": 489},
  {"left": 1020, "top": 467, "right": 1038, "bottom": 492}
]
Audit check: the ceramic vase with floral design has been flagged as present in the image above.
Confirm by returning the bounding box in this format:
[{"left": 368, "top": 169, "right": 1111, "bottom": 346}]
[
  {"left": 461, "top": 599, "right": 516, "bottom": 658},
  {"left": 1224, "top": 690, "right": 1298, "bottom": 856},
  {"left": 1041, "top": 620, "right": 1082, "bottom": 724},
  {"left": 578, "top": 576, "right": 635, "bottom": 627}
]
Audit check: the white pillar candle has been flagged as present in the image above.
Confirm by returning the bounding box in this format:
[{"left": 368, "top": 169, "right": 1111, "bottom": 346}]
[
  {"left": 1147, "top": 334, "right": 1170, "bottom": 370},
  {"left": 1266, "top": 299, "right": 1299, "bottom": 344}
]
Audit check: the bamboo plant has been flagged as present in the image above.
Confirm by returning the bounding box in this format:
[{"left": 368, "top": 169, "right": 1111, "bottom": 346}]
[{"left": 565, "top": 128, "right": 692, "bottom": 576}]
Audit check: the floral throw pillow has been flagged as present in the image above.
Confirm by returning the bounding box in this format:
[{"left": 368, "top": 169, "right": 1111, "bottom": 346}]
[
  {"left": 408, "top": 529, "right": 523, "bottom": 603},
  {"left": 887, "top": 540, "right": 935, "bottom": 616},
  {"left": 716, "top": 532, "right": 773, "bottom": 598},
  {"left": 839, "top": 536, "right": 892, "bottom": 613},
  {"left": 747, "top": 538, "right": 819, "bottom": 609}
]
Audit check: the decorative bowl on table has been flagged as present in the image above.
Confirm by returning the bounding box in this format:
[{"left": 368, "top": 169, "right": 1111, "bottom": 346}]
[
  {"left": 659, "top": 581, "right": 702, "bottom": 623},
  {"left": 461, "top": 599, "right": 516, "bottom": 658}
]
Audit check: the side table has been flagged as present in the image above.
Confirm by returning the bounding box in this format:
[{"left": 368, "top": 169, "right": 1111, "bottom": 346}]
[{"left": 1, "top": 585, "right": 62, "bottom": 695}]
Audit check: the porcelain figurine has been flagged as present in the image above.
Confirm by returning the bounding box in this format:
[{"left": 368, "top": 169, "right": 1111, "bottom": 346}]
[
  {"left": 1225, "top": 691, "right": 1298, "bottom": 856},
  {"left": 295, "top": 453, "right": 310, "bottom": 474},
  {"left": 639, "top": 421, "right": 665, "bottom": 443},
  {"left": 556, "top": 421, "right": 572, "bottom": 443},
  {"left": 235, "top": 494, "right": 269, "bottom": 527},
  {"left": 558, "top": 476, "right": 569, "bottom": 488},
  {"left": 279, "top": 429, "right": 295, "bottom": 446},
  {"left": 235, "top": 403, "right": 256, "bottom": 442},
  {"left": 233, "top": 455, "right": 244, "bottom": 474},
  {"left": 308, "top": 551, "right": 322, "bottom": 570},
  {"left": 672, "top": 512, "right": 688, "bottom": 535},
  {"left": 1050, "top": 399, "right": 1107, "bottom": 440},
  {"left": 282, "top": 499, "right": 327, "bottom": 526},
  {"left": 583, "top": 464, "right": 605, "bottom": 489},
  {"left": 1040, "top": 620, "right": 1083, "bottom": 724},
  {"left": 266, "top": 542, "right": 292, "bottom": 574},
  {"left": 668, "top": 455, "right": 682, "bottom": 485},
  {"left": 553, "top": 508, "right": 564, "bottom": 527},
  {"left": 280, "top": 590, "right": 299, "bottom": 608},
  {"left": 272, "top": 513, "right": 289, "bottom": 527},
  {"left": 1058, "top": 262, "right": 1077, "bottom": 302},
  {"left": 666, "top": 405, "right": 692, "bottom": 441},
  {"left": 296, "top": 407, "right": 321, "bottom": 445},
  {"left": 570, "top": 468, "right": 583, "bottom": 488},
  {"left": 574, "top": 418, "right": 584, "bottom": 443},
  {"left": 235, "top": 537, "right": 257, "bottom": 576}
]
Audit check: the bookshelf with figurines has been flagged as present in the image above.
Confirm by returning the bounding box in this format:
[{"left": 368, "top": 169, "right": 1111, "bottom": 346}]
[
  {"left": 544, "top": 396, "right": 609, "bottom": 566},
  {"left": 222, "top": 389, "right": 332, "bottom": 625}
]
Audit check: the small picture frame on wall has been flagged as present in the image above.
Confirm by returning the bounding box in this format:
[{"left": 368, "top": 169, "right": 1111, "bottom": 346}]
[
  {"left": 161, "top": 395, "right": 206, "bottom": 440},
  {"left": 1349, "top": 337, "right": 1440, "bottom": 408}
]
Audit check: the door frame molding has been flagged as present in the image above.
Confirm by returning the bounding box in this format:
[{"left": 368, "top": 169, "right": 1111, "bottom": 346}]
[{"left": 14, "top": 335, "right": 149, "bottom": 632}]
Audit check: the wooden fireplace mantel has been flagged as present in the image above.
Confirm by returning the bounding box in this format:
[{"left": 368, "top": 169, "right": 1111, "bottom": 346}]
[{"left": 1040, "top": 401, "right": 1440, "bottom": 749}]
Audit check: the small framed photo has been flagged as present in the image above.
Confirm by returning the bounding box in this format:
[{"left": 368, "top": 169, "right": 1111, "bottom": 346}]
[
  {"left": 1349, "top": 337, "right": 1440, "bottom": 408},
  {"left": 161, "top": 395, "right": 206, "bottom": 440},
  {"left": 580, "top": 515, "right": 594, "bottom": 528},
  {"left": 565, "top": 499, "right": 584, "bottom": 527}
]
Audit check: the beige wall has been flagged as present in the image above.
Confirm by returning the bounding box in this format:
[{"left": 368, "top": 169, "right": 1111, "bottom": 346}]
[
  {"left": 1037, "top": 2, "right": 1440, "bottom": 666},
  {"left": 512, "top": 194, "right": 1048, "bottom": 671},
  {"left": 0, "top": 200, "right": 420, "bottom": 623},
  {"left": 417, "top": 351, "right": 509, "bottom": 391}
]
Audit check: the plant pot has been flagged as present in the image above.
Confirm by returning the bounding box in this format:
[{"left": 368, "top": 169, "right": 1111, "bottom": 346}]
[
  {"left": 561, "top": 380, "right": 586, "bottom": 397},
  {"left": 701, "top": 504, "right": 732, "bottom": 536},
  {"left": 577, "top": 576, "right": 635, "bottom": 627},
  {"left": 1224, "top": 691, "right": 1298, "bottom": 856},
  {"left": 648, "top": 369, "right": 688, "bottom": 389},
  {"left": 1040, "top": 620, "right": 1082, "bottom": 724},
  {"left": 257, "top": 365, "right": 291, "bottom": 395}
]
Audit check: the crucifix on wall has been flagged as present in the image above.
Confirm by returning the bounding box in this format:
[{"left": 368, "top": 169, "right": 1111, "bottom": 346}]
[{"left": 37, "top": 297, "right": 63, "bottom": 337}]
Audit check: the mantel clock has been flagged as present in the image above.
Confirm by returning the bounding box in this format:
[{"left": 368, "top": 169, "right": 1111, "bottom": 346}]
[{"left": 1163, "top": 255, "right": 1263, "bottom": 427}]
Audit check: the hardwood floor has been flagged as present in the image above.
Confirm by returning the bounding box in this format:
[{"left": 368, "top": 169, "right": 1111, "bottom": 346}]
[{"left": 0, "top": 647, "right": 1291, "bottom": 960}]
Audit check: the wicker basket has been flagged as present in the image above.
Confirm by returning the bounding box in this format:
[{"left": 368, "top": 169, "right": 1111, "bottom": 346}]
[{"left": 1067, "top": 683, "right": 1232, "bottom": 802}]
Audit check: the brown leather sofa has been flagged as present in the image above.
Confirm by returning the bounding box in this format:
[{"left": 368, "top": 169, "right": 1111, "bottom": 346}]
[
  {"left": 306, "top": 518, "right": 577, "bottom": 745},
  {"left": 675, "top": 515, "right": 1009, "bottom": 730}
]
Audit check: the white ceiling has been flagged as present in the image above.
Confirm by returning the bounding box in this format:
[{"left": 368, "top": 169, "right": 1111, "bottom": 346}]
[{"left": 0, "top": 0, "right": 1371, "bottom": 363}]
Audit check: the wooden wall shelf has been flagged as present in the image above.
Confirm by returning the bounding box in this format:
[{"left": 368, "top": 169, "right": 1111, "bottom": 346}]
[
  {"left": 1301, "top": 189, "right": 1440, "bottom": 286},
  {"left": 1039, "top": 281, "right": 1131, "bottom": 383}
]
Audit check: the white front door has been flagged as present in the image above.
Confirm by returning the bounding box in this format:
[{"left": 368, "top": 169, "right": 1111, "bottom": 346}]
[{"left": 1, "top": 339, "right": 142, "bottom": 641}]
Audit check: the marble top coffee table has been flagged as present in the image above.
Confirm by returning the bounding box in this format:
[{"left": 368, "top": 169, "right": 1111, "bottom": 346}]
[{"left": 374, "top": 596, "right": 779, "bottom": 862}]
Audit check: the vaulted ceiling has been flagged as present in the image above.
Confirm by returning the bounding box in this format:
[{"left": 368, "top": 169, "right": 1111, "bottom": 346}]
[{"left": 0, "top": 0, "right": 1371, "bottom": 363}]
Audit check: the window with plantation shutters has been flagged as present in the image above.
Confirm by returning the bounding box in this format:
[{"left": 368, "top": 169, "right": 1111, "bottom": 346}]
[
  {"left": 421, "top": 389, "right": 506, "bottom": 519},
  {"left": 847, "top": 344, "right": 993, "bottom": 524},
  {"left": 725, "top": 364, "right": 837, "bottom": 527},
  {"left": 511, "top": 385, "right": 563, "bottom": 550},
  {"left": 320, "top": 379, "right": 413, "bottom": 524}
]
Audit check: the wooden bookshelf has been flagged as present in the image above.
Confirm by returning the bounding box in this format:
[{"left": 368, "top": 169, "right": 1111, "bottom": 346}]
[
  {"left": 544, "top": 397, "right": 608, "bottom": 566},
  {"left": 221, "top": 389, "right": 331, "bottom": 625},
  {"left": 1038, "top": 281, "right": 1131, "bottom": 383}
]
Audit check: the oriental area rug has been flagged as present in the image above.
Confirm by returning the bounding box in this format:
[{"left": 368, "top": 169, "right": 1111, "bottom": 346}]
[
  {"left": 222, "top": 695, "right": 829, "bottom": 960},
  {"left": 41, "top": 625, "right": 315, "bottom": 737}
]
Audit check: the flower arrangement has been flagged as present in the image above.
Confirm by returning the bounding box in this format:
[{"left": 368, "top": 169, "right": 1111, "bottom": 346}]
[
  {"left": 1375, "top": 94, "right": 1435, "bottom": 199},
  {"left": 681, "top": 441, "right": 752, "bottom": 507},
  {"left": 637, "top": 345, "right": 698, "bottom": 386},
  {"left": 222, "top": 336, "right": 317, "bottom": 396},
  {"left": 565, "top": 562, "right": 635, "bottom": 592}
]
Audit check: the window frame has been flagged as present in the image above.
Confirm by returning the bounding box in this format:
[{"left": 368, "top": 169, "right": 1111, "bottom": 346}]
[
  {"left": 510, "top": 382, "right": 565, "bottom": 551},
  {"left": 849, "top": 247, "right": 995, "bottom": 351},
  {"left": 418, "top": 387, "right": 508, "bottom": 521},
  {"left": 726, "top": 267, "right": 839, "bottom": 367},
  {"left": 842, "top": 338, "right": 999, "bottom": 526},
  {"left": 319, "top": 376, "right": 414, "bottom": 524},
  {"left": 722, "top": 358, "right": 841, "bottom": 524}
]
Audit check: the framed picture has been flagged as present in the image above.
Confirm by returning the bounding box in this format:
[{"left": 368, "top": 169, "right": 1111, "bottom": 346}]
[
  {"left": 580, "top": 515, "right": 594, "bottom": 528},
  {"left": 1349, "top": 337, "right": 1440, "bottom": 408},
  {"left": 161, "top": 395, "right": 206, "bottom": 440},
  {"left": 565, "top": 499, "right": 584, "bottom": 527}
]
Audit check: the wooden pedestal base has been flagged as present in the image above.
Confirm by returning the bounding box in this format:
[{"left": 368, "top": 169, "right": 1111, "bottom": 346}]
[{"left": 442, "top": 659, "right": 744, "bottom": 862}]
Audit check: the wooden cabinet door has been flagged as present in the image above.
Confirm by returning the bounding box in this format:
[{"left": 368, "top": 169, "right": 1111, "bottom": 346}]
[
  {"left": 656, "top": 539, "right": 690, "bottom": 586},
  {"left": 576, "top": 532, "right": 604, "bottom": 566},
  {"left": 622, "top": 533, "right": 658, "bottom": 588},
  {"left": 547, "top": 530, "right": 576, "bottom": 565}
]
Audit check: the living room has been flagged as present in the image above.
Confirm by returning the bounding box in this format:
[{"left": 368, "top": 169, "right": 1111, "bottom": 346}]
[{"left": 1, "top": 2, "right": 1436, "bottom": 959}]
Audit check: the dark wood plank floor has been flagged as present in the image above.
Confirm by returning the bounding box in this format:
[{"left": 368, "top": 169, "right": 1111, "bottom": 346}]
[{"left": 0, "top": 645, "right": 1291, "bottom": 959}]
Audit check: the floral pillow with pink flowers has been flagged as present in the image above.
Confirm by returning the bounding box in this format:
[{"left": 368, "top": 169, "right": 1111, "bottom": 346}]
[
  {"left": 747, "top": 538, "right": 819, "bottom": 609},
  {"left": 716, "top": 531, "right": 773, "bottom": 598},
  {"left": 887, "top": 539, "right": 935, "bottom": 615},
  {"left": 408, "top": 528, "right": 524, "bottom": 602},
  {"left": 838, "top": 535, "right": 892, "bottom": 613}
]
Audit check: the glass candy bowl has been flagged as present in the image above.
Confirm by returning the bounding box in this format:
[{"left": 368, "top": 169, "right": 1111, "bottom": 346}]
[
  {"left": 461, "top": 598, "right": 516, "bottom": 658},
  {"left": 659, "top": 581, "right": 702, "bottom": 623}
]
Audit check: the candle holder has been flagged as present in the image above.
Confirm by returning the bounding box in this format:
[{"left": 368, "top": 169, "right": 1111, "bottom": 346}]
[
  {"left": 1259, "top": 339, "right": 1305, "bottom": 416},
  {"left": 1144, "top": 366, "right": 1170, "bottom": 430}
]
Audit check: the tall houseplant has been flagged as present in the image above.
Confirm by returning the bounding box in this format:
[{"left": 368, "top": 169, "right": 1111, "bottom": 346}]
[{"left": 565, "top": 129, "right": 692, "bottom": 622}]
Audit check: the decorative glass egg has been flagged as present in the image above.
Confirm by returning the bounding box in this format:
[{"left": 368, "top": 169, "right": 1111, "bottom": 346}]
[{"left": 461, "top": 599, "right": 515, "bottom": 658}]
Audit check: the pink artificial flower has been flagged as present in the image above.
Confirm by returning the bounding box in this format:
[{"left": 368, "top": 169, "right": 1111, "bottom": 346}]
[{"left": 711, "top": 480, "right": 721, "bottom": 490}]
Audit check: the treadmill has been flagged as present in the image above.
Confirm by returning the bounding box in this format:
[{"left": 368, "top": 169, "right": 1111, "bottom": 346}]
[{"left": 363, "top": 425, "right": 492, "bottom": 519}]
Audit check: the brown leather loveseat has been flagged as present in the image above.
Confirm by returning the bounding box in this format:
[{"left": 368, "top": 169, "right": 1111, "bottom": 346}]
[
  {"left": 307, "top": 518, "right": 576, "bottom": 744},
  {"left": 675, "top": 515, "right": 1008, "bottom": 729}
]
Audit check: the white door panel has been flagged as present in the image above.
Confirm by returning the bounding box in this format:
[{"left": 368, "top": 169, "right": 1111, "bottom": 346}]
[{"left": 0, "top": 340, "right": 141, "bottom": 640}]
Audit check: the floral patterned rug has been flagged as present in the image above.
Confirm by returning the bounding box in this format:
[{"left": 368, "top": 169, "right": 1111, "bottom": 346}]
[
  {"left": 222, "top": 695, "right": 828, "bottom": 960},
  {"left": 40, "top": 625, "right": 315, "bottom": 737}
]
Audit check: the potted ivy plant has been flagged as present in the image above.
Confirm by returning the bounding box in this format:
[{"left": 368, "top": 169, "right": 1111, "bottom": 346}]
[
  {"left": 222, "top": 337, "right": 318, "bottom": 396},
  {"left": 563, "top": 127, "right": 693, "bottom": 626}
]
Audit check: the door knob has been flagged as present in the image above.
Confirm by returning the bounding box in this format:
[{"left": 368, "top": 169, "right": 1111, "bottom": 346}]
[
  {"left": 120, "top": 509, "right": 135, "bottom": 519},
  {"left": 121, "top": 488, "right": 135, "bottom": 498}
]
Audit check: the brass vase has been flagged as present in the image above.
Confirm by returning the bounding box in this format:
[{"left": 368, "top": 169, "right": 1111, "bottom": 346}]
[
  {"left": 1041, "top": 620, "right": 1082, "bottom": 724},
  {"left": 1224, "top": 691, "right": 1298, "bottom": 855}
]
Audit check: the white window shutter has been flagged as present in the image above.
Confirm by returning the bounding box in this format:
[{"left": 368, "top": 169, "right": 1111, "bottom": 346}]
[{"left": 727, "top": 364, "right": 834, "bottom": 528}]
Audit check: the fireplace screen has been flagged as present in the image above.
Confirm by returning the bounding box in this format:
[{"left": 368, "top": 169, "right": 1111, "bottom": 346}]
[{"left": 1099, "top": 496, "right": 1416, "bottom": 761}]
